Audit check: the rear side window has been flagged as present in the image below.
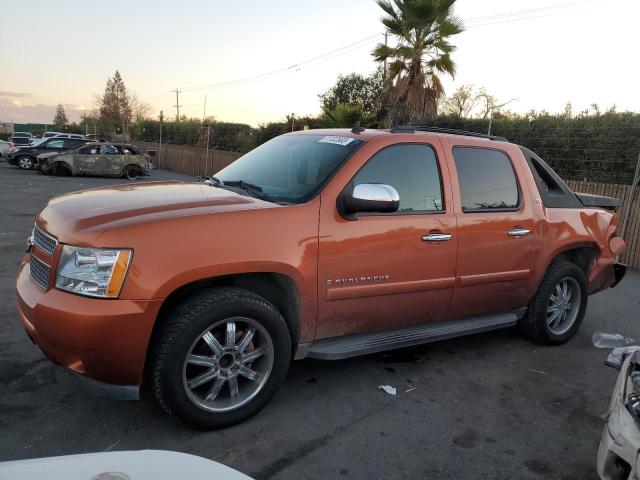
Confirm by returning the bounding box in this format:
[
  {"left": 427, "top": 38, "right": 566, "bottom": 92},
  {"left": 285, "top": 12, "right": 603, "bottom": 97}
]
[
  {"left": 353, "top": 144, "right": 443, "bottom": 213},
  {"left": 453, "top": 147, "right": 519, "bottom": 212},
  {"left": 103, "top": 145, "right": 119, "bottom": 154},
  {"left": 46, "top": 139, "right": 65, "bottom": 149}
]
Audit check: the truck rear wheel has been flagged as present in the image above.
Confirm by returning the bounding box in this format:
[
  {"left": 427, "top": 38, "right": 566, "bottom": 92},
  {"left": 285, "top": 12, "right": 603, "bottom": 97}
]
[
  {"left": 150, "top": 287, "right": 291, "bottom": 429},
  {"left": 519, "top": 260, "right": 588, "bottom": 345}
]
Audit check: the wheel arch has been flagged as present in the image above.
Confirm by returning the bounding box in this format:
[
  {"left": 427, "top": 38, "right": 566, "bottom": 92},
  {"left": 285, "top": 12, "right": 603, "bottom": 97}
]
[
  {"left": 122, "top": 163, "right": 142, "bottom": 177},
  {"left": 52, "top": 161, "right": 73, "bottom": 175},
  {"left": 141, "top": 272, "right": 301, "bottom": 396},
  {"left": 545, "top": 243, "right": 600, "bottom": 277}
]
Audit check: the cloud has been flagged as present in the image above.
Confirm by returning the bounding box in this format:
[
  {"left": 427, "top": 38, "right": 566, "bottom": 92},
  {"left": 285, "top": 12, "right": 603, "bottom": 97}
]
[
  {"left": 0, "top": 91, "right": 33, "bottom": 99},
  {"left": 0, "top": 98, "right": 84, "bottom": 124}
]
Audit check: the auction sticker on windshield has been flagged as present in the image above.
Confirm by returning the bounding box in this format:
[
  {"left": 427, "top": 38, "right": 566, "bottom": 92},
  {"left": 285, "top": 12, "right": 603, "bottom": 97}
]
[{"left": 318, "top": 136, "right": 355, "bottom": 146}]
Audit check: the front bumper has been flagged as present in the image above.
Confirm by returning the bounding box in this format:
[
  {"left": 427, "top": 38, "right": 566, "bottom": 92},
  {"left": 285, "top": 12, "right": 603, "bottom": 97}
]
[{"left": 16, "top": 257, "right": 163, "bottom": 390}]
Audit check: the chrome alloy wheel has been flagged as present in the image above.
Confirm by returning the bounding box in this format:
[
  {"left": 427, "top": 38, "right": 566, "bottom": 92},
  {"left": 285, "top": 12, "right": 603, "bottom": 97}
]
[
  {"left": 182, "top": 317, "right": 274, "bottom": 413},
  {"left": 547, "top": 276, "right": 581, "bottom": 335}
]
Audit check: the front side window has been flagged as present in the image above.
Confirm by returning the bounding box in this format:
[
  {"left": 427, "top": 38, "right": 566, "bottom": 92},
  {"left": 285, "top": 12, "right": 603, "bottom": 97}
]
[
  {"left": 352, "top": 144, "right": 443, "bottom": 213},
  {"left": 216, "top": 134, "right": 364, "bottom": 203},
  {"left": 78, "top": 145, "right": 99, "bottom": 154},
  {"left": 453, "top": 147, "right": 519, "bottom": 212}
]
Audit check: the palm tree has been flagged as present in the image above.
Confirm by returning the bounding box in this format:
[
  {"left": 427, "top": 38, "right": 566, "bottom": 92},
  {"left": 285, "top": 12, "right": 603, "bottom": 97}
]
[{"left": 373, "top": 0, "right": 464, "bottom": 126}]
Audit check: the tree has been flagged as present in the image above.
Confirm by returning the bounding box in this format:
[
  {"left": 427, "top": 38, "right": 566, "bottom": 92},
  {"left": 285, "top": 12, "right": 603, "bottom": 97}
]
[
  {"left": 319, "top": 67, "right": 384, "bottom": 116},
  {"left": 52, "top": 104, "right": 69, "bottom": 128},
  {"left": 129, "top": 92, "right": 152, "bottom": 122},
  {"left": 475, "top": 88, "right": 516, "bottom": 119},
  {"left": 372, "top": 0, "right": 463, "bottom": 126},
  {"left": 320, "top": 104, "right": 374, "bottom": 128},
  {"left": 441, "top": 85, "right": 477, "bottom": 117},
  {"left": 98, "top": 70, "right": 133, "bottom": 136}
]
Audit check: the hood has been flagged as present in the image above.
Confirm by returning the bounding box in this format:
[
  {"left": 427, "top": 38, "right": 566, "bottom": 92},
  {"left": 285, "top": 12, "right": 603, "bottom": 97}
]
[{"left": 38, "top": 181, "right": 275, "bottom": 241}]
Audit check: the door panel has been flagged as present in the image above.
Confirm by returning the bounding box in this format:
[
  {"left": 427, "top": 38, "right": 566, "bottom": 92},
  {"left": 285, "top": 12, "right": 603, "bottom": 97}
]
[
  {"left": 73, "top": 145, "right": 100, "bottom": 175},
  {"left": 99, "top": 145, "right": 125, "bottom": 176},
  {"left": 317, "top": 141, "right": 458, "bottom": 339},
  {"left": 441, "top": 139, "right": 537, "bottom": 319}
]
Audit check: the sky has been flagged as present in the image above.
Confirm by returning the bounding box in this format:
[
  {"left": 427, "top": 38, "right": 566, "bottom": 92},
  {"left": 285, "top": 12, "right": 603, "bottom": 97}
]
[{"left": 1, "top": 0, "right": 638, "bottom": 126}]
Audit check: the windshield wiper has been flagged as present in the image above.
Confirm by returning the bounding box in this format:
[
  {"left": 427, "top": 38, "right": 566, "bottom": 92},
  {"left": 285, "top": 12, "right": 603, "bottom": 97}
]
[
  {"left": 207, "top": 175, "right": 224, "bottom": 186},
  {"left": 220, "top": 180, "right": 272, "bottom": 202}
]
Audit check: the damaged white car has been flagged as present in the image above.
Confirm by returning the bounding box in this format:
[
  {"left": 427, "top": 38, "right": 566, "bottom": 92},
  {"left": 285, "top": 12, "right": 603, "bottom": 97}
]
[{"left": 597, "top": 334, "right": 640, "bottom": 480}]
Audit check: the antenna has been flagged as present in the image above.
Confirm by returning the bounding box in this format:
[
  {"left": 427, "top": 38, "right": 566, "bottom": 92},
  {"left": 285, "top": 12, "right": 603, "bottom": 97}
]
[{"left": 351, "top": 121, "right": 365, "bottom": 134}]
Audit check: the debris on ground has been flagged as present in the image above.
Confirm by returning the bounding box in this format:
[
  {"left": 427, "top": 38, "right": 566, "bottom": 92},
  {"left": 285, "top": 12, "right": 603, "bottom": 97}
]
[{"left": 378, "top": 385, "right": 397, "bottom": 395}]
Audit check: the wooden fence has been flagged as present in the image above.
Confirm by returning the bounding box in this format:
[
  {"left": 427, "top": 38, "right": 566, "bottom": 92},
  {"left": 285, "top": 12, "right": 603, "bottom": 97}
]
[
  {"left": 134, "top": 141, "right": 639, "bottom": 270},
  {"left": 567, "top": 180, "right": 639, "bottom": 270},
  {"left": 137, "top": 141, "right": 242, "bottom": 178}
]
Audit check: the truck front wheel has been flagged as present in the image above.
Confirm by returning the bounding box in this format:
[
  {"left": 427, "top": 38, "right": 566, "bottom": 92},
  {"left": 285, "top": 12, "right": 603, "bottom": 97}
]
[
  {"left": 150, "top": 287, "right": 291, "bottom": 429},
  {"left": 519, "top": 260, "right": 588, "bottom": 345}
]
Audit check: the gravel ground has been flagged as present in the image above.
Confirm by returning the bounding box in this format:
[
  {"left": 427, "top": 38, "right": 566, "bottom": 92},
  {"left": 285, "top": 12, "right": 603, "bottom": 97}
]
[{"left": 1, "top": 159, "right": 639, "bottom": 480}]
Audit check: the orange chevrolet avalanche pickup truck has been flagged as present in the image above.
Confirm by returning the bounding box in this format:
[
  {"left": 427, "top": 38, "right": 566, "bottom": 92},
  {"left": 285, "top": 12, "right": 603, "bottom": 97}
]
[{"left": 16, "top": 126, "right": 626, "bottom": 428}]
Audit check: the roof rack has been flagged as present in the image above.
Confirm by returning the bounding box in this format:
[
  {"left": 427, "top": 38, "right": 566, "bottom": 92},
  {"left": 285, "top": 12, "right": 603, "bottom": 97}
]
[{"left": 390, "top": 125, "right": 508, "bottom": 142}]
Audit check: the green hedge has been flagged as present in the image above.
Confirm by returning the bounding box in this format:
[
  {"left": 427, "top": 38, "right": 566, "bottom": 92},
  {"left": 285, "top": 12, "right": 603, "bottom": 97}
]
[{"left": 131, "top": 111, "right": 640, "bottom": 184}]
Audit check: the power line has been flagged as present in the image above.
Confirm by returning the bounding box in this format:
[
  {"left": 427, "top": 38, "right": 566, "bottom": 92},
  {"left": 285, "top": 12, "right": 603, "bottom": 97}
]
[
  {"left": 149, "top": 0, "right": 607, "bottom": 115},
  {"left": 465, "top": 0, "right": 601, "bottom": 23},
  {"left": 175, "top": 0, "right": 605, "bottom": 96}
]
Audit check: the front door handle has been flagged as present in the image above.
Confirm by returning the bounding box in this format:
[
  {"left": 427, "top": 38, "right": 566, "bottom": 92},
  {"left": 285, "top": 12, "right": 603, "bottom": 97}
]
[
  {"left": 422, "top": 233, "right": 453, "bottom": 242},
  {"left": 508, "top": 228, "right": 531, "bottom": 237}
]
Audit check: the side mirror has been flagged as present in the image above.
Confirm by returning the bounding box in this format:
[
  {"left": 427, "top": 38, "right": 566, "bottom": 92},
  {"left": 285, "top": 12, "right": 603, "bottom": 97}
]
[{"left": 339, "top": 183, "right": 400, "bottom": 219}]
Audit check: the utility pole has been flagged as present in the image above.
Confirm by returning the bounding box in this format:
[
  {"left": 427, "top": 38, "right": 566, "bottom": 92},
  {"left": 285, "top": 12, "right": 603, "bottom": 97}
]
[
  {"left": 159, "top": 110, "right": 164, "bottom": 168},
  {"left": 203, "top": 95, "right": 207, "bottom": 121},
  {"left": 173, "top": 89, "right": 182, "bottom": 121},
  {"left": 205, "top": 125, "right": 210, "bottom": 178}
]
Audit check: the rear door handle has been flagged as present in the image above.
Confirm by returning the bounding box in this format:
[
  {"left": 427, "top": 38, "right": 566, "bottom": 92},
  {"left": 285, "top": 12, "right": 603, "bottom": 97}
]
[
  {"left": 508, "top": 228, "right": 531, "bottom": 237},
  {"left": 422, "top": 233, "right": 453, "bottom": 242}
]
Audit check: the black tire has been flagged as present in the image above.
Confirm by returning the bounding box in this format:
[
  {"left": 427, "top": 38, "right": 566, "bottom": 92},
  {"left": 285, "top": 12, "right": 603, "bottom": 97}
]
[
  {"left": 17, "top": 156, "right": 34, "bottom": 169},
  {"left": 124, "top": 165, "right": 141, "bottom": 179},
  {"left": 52, "top": 163, "right": 71, "bottom": 176},
  {"left": 150, "top": 287, "right": 291, "bottom": 429},
  {"left": 519, "top": 260, "right": 588, "bottom": 345}
]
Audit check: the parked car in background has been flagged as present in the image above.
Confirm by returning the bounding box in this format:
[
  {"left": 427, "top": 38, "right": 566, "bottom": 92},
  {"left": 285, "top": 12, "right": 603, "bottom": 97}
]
[
  {"left": 16, "top": 127, "right": 626, "bottom": 429},
  {"left": 53, "top": 133, "right": 87, "bottom": 140},
  {"left": 42, "top": 131, "right": 63, "bottom": 139},
  {"left": 595, "top": 336, "right": 640, "bottom": 479},
  {"left": 0, "top": 139, "right": 13, "bottom": 158},
  {"left": 7, "top": 137, "right": 89, "bottom": 169},
  {"left": 10, "top": 132, "right": 33, "bottom": 146},
  {"left": 38, "top": 142, "right": 150, "bottom": 178}
]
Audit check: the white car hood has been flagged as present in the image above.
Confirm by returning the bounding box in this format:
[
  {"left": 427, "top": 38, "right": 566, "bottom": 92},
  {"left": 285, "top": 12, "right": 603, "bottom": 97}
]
[{"left": 0, "top": 450, "right": 253, "bottom": 480}]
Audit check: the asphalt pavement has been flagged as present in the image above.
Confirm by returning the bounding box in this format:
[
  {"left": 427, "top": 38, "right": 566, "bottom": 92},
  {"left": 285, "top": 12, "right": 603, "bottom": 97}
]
[{"left": 1, "top": 160, "right": 639, "bottom": 480}]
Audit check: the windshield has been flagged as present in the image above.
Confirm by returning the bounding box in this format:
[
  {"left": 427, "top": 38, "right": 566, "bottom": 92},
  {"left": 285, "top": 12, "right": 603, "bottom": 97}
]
[
  {"left": 215, "top": 134, "right": 363, "bottom": 203},
  {"left": 31, "top": 139, "right": 46, "bottom": 147}
]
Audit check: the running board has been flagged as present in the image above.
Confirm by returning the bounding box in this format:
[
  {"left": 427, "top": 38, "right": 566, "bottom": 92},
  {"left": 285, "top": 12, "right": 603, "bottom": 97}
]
[{"left": 296, "top": 312, "right": 520, "bottom": 360}]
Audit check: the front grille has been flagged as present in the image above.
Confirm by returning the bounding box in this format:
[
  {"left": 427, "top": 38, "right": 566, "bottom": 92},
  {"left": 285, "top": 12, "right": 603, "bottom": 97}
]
[
  {"left": 33, "top": 224, "right": 57, "bottom": 255},
  {"left": 29, "top": 255, "right": 51, "bottom": 290}
]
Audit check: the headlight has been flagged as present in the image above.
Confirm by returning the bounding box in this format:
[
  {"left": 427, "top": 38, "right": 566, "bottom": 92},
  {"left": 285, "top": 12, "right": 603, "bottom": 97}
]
[{"left": 56, "top": 245, "right": 132, "bottom": 298}]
